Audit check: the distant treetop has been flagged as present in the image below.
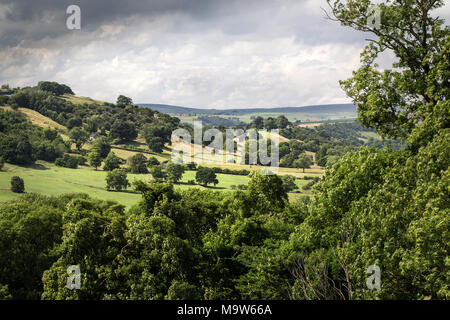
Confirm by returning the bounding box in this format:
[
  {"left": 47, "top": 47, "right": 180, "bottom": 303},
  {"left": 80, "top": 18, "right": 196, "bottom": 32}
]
[
  {"left": 37, "top": 81, "right": 74, "bottom": 96},
  {"left": 116, "top": 95, "right": 133, "bottom": 107}
]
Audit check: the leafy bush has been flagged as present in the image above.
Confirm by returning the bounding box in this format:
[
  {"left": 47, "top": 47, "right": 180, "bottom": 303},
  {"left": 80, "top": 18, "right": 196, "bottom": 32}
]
[
  {"left": 106, "top": 169, "right": 129, "bottom": 191},
  {"left": 103, "top": 152, "right": 121, "bottom": 171},
  {"left": 147, "top": 156, "right": 160, "bottom": 167},
  {"left": 37, "top": 81, "right": 74, "bottom": 96},
  {"left": 195, "top": 167, "right": 218, "bottom": 187},
  {"left": 87, "top": 151, "right": 102, "bottom": 170},
  {"left": 10, "top": 176, "right": 24, "bottom": 193},
  {"left": 55, "top": 154, "right": 78, "bottom": 169},
  {"left": 91, "top": 136, "right": 111, "bottom": 158},
  {"left": 74, "top": 155, "right": 87, "bottom": 166},
  {"left": 128, "top": 153, "right": 148, "bottom": 174}
]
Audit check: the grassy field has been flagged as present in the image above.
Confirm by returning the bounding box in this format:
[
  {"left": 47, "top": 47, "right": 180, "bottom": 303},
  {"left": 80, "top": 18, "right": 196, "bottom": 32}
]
[
  {"left": 61, "top": 94, "right": 107, "bottom": 106},
  {"left": 359, "top": 131, "right": 381, "bottom": 142},
  {"left": 0, "top": 105, "right": 323, "bottom": 207},
  {"left": 0, "top": 162, "right": 144, "bottom": 208},
  {"left": 0, "top": 162, "right": 316, "bottom": 208},
  {"left": 178, "top": 170, "right": 250, "bottom": 190},
  {"left": 176, "top": 112, "right": 356, "bottom": 125}
]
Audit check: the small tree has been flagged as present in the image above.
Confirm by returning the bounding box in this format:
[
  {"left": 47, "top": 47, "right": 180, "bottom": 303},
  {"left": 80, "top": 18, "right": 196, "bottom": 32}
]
[
  {"left": 150, "top": 165, "right": 166, "bottom": 182},
  {"left": 166, "top": 162, "right": 185, "bottom": 183},
  {"left": 103, "top": 152, "right": 121, "bottom": 171},
  {"left": 128, "top": 153, "right": 148, "bottom": 174},
  {"left": 281, "top": 175, "right": 298, "bottom": 193},
  {"left": 0, "top": 156, "right": 4, "bottom": 171},
  {"left": 294, "top": 153, "right": 313, "bottom": 173},
  {"left": 147, "top": 137, "right": 165, "bottom": 153},
  {"left": 195, "top": 167, "right": 217, "bottom": 187},
  {"left": 91, "top": 136, "right": 111, "bottom": 158},
  {"left": 69, "top": 127, "right": 89, "bottom": 152},
  {"left": 109, "top": 120, "right": 137, "bottom": 142},
  {"left": 10, "top": 176, "right": 24, "bottom": 193},
  {"left": 88, "top": 151, "right": 102, "bottom": 170},
  {"left": 106, "top": 169, "right": 129, "bottom": 191},
  {"left": 55, "top": 154, "right": 78, "bottom": 169},
  {"left": 147, "top": 156, "right": 160, "bottom": 167},
  {"left": 116, "top": 95, "right": 133, "bottom": 107}
]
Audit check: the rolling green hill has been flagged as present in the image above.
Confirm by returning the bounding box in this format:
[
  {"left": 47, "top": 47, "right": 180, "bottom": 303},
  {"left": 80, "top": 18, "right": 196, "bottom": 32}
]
[
  {"left": 138, "top": 103, "right": 356, "bottom": 115},
  {"left": 138, "top": 103, "right": 357, "bottom": 123}
]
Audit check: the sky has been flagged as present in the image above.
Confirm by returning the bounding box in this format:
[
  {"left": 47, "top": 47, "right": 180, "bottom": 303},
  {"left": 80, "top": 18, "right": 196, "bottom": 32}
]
[{"left": 0, "top": 0, "right": 449, "bottom": 109}]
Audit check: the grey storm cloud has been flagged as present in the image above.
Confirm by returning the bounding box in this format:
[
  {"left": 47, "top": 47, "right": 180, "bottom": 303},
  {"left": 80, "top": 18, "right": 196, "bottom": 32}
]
[
  {"left": 0, "top": 0, "right": 365, "bottom": 47},
  {"left": 1, "top": 1, "right": 447, "bottom": 109}
]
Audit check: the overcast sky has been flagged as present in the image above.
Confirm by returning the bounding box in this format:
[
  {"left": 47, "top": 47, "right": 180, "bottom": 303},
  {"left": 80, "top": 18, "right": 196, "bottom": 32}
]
[{"left": 0, "top": 0, "right": 448, "bottom": 109}]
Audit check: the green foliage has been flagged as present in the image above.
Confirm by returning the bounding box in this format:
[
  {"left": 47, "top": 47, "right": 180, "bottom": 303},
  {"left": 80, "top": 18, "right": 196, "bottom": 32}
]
[
  {"left": 165, "top": 281, "right": 201, "bottom": 300},
  {"left": 69, "top": 127, "right": 89, "bottom": 151},
  {"left": 91, "top": 136, "right": 111, "bottom": 158},
  {"left": 74, "top": 155, "right": 87, "bottom": 166},
  {"left": 1, "top": 2, "right": 448, "bottom": 299},
  {"left": 0, "top": 96, "right": 9, "bottom": 106},
  {"left": 128, "top": 153, "right": 148, "bottom": 174},
  {"left": 195, "top": 167, "right": 218, "bottom": 186},
  {"left": 302, "top": 177, "right": 320, "bottom": 191},
  {"left": 166, "top": 162, "right": 185, "bottom": 183},
  {"left": 10, "top": 176, "right": 25, "bottom": 193},
  {"left": 147, "top": 156, "right": 160, "bottom": 167},
  {"left": 293, "top": 153, "right": 313, "bottom": 172},
  {"left": 150, "top": 165, "right": 166, "bottom": 182},
  {"left": 207, "top": 167, "right": 250, "bottom": 176},
  {"left": 87, "top": 151, "right": 102, "bottom": 170},
  {"left": 0, "top": 109, "right": 65, "bottom": 164},
  {"left": 103, "top": 152, "right": 121, "bottom": 171},
  {"left": 0, "top": 156, "right": 4, "bottom": 171},
  {"left": 116, "top": 95, "right": 133, "bottom": 107},
  {"left": 328, "top": 0, "right": 449, "bottom": 148},
  {"left": 37, "top": 81, "right": 74, "bottom": 96},
  {"left": 109, "top": 120, "right": 137, "bottom": 142},
  {"left": 0, "top": 135, "right": 34, "bottom": 165},
  {"left": 146, "top": 137, "right": 165, "bottom": 153},
  {"left": 142, "top": 124, "right": 174, "bottom": 152},
  {"left": 55, "top": 154, "right": 78, "bottom": 169},
  {"left": 0, "top": 285, "right": 12, "bottom": 300},
  {"left": 106, "top": 169, "right": 129, "bottom": 191},
  {"left": 246, "top": 172, "right": 287, "bottom": 213},
  {"left": 7, "top": 84, "right": 179, "bottom": 147},
  {"left": 0, "top": 194, "right": 69, "bottom": 299},
  {"left": 66, "top": 117, "right": 82, "bottom": 130},
  {"left": 280, "top": 175, "right": 298, "bottom": 193}
]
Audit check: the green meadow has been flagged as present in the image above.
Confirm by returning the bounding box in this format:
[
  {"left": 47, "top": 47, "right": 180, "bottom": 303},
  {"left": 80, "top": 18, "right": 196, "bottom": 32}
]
[{"left": 0, "top": 161, "right": 312, "bottom": 208}]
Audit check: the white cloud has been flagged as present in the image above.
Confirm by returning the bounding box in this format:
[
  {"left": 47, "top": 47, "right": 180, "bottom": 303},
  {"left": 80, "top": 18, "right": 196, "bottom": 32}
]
[{"left": 7, "top": 0, "right": 447, "bottom": 109}]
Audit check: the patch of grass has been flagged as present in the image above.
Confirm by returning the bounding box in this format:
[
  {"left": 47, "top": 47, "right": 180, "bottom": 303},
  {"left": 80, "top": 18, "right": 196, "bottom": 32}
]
[
  {"left": 0, "top": 163, "right": 316, "bottom": 208},
  {"left": 179, "top": 170, "right": 250, "bottom": 190},
  {"left": 359, "top": 131, "right": 380, "bottom": 141},
  {"left": 0, "top": 162, "right": 144, "bottom": 208},
  {"left": 110, "top": 148, "right": 168, "bottom": 163},
  {"left": 62, "top": 94, "right": 107, "bottom": 106},
  {"left": 0, "top": 106, "right": 68, "bottom": 139}
]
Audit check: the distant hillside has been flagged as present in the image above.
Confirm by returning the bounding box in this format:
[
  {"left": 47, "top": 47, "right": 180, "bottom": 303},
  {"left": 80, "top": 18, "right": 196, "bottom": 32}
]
[{"left": 138, "top": 103, "right": 356, "bottom": 116}]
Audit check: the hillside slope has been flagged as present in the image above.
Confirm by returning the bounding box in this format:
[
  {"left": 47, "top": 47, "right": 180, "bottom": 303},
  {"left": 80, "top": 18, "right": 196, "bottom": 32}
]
[{"left": 138, "top": 103, "right": 356, "bottom": 116}]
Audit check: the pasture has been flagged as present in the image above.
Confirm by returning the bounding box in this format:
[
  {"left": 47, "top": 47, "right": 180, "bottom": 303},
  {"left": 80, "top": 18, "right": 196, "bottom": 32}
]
[{"left": 0, "top": 162, "right": 316, "bottom": 208}]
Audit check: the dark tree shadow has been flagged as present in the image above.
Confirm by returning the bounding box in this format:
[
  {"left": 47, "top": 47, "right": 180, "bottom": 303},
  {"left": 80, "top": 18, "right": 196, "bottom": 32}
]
[{"left": 22, "top": 163, "right": 49, "bottom": 170}]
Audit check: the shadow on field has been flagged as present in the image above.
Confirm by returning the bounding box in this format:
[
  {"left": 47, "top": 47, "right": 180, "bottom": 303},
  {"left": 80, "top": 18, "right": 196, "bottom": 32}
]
[
  {"left": 24, "top": 163, "right": 49, "bottom": 170},
  {"left": 106, "top": 189, "right": 139, "bottom": 194},
  {"left": 176, "top": 181, "right": 225, "bottom": 190}
]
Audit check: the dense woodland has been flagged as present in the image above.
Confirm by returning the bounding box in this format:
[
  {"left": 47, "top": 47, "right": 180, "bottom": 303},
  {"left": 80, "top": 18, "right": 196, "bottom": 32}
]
[{"left": 0, "top": 0, "right": 448, "bottom": 300}]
